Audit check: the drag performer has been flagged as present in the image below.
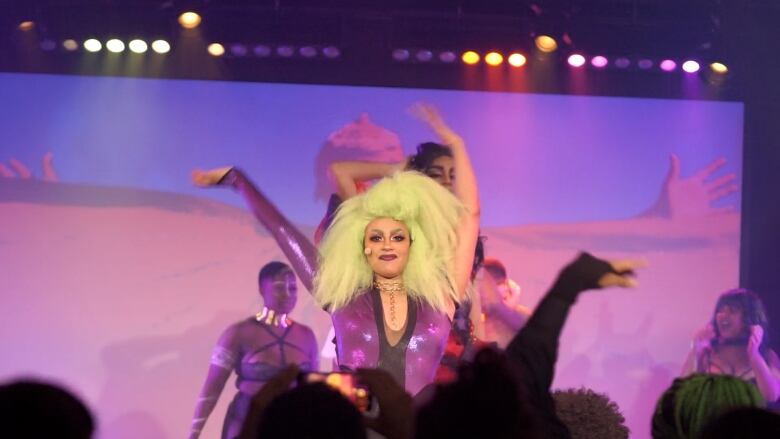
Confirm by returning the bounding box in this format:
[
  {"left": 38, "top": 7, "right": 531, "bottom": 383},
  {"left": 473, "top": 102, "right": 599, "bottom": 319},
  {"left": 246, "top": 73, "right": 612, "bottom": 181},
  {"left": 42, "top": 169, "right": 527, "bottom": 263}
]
[
  {"left": 328, "top": 104, "right": 486, "bottom": 381},
  {"left": 192, "top": 153, "right": 479, "bottom": 395},
  {"left": 681, "top": 288, "right": 780, "bottom": 406},
  {"left": 188, "top": 262, "right": 319, "bottom": 439}
]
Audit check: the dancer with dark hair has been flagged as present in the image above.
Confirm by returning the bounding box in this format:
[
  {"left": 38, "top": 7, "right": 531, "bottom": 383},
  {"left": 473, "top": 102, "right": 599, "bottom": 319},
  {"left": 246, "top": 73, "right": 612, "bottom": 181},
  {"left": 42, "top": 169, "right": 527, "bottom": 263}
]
[
  {"left": 189, "top": 261, "right": 319, "bottom": 439},
  {"left": 681, "top": 288, "right": 780, "bottom": 405}
]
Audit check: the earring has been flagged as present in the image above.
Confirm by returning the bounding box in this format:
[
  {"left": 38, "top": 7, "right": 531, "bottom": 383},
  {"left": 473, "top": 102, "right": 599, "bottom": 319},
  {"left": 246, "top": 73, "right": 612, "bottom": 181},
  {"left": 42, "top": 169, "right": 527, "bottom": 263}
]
[{"left": 364, "top": 248, "right": 372, "bottom": 255}]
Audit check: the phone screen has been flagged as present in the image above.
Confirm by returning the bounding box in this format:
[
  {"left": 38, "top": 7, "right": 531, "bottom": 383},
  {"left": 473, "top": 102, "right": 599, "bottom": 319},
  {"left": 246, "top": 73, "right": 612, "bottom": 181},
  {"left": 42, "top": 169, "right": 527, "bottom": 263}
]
[{"left": 300, "top": 371, "right": 372, "bottom": 412}]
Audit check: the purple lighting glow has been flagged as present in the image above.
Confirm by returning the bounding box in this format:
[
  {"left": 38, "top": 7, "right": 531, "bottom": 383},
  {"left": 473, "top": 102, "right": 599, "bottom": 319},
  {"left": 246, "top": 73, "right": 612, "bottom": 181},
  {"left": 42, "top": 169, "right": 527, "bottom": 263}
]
[
  {"left": 591, "top": 56, "right": 608, "bottom": 68},
  {"left": 660, "top": 60, "right": 677, "bottom": 72},
  {"left": 567, "top": 54, "right": 586, "bottom": 67},
  {"left": 615, "top": 57, "right": 630, "bottom": 69},
  {"left": 682, "top": 60, "right": 700, "bottom": 73}
]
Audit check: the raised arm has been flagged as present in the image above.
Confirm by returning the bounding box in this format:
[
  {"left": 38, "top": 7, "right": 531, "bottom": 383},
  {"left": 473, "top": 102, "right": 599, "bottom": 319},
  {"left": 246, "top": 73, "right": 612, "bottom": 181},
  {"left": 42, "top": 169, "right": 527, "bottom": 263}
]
[
  {"left": 412, "top": 103, "right": 481, "bottom": 302},
  {"left": 504, "top": 253, "right": 642, "bottom": 437},
  {"left": 189, "top": 326, "right": 240, "bottom": 439},
  {"left": 330, "top": 160, "right": 407, "bottom": 200},
  {"left": 192, "top": 167, "right": 318, "bottom": 292}
]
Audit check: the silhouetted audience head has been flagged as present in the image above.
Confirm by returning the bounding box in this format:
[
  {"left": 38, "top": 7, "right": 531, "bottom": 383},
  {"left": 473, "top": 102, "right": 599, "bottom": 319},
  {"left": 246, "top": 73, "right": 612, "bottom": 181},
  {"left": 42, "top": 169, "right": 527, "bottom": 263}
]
[
  {"left": 699, "top": 406, "right": 780, "bottom": 439},
  {"left": 415, "top": 347, "right": 540, "bottom": 439},
  {"left": 651, "top": 374, "right": 764, "bottom": 439},
  {"left": 255, "top": 382, "right": 366, "bottom": 439},
  {"left": 552, "top": 387, "right": 629, "bottom": 439},
  {"left": 0, "top": 379, "right": 94, "bottom": 439}
]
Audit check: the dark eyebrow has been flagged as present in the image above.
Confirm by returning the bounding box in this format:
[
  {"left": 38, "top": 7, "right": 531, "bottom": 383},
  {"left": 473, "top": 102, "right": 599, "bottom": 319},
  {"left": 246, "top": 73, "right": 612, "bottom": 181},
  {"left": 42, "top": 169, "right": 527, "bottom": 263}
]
[{"left": 426, "top": 166, "right": 444, "bottom": 171}]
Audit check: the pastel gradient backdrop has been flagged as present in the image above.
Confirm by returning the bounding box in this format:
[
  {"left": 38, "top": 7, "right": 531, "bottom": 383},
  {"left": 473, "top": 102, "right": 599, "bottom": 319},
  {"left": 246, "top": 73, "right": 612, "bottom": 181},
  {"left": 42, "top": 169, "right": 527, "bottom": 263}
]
[{"left": 0, "top": 72, "right": 743, "bottom": 438}]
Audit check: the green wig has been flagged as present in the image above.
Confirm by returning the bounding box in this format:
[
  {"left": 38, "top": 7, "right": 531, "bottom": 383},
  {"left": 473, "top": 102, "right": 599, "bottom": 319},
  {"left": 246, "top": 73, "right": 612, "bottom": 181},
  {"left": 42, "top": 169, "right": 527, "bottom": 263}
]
[
  {"left": 651, "top": 374, "right": 765, "bottom": 439},
  {"left": 314, "top": 171, "right": 464, "bottom": 312}
]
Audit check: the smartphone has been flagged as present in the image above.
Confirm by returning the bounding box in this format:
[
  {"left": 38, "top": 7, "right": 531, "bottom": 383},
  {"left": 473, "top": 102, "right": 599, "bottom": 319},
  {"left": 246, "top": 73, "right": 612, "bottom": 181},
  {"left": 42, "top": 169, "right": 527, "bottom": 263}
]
[{"left": 298, "top": 371, "right": 372, "bottom": 412}]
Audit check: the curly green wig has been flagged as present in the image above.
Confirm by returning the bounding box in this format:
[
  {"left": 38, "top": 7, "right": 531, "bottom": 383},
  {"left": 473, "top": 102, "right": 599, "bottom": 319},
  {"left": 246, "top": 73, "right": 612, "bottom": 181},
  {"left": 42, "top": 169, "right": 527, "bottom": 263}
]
[
  {"left": 314, "top": 171, "right": 464, "bottom": 312},
  {"left": 651, "top": 374, "right": 765, "bottom": 439}
]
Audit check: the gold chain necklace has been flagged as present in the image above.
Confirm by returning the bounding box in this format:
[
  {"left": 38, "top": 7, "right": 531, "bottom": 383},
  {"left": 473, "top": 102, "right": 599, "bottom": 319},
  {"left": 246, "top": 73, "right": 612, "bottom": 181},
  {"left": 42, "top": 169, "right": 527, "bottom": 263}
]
[
  {"left": 255, "top": 307, "right": 291, "bottom": 328},
  {"left": 374, "top": 278, "right": 405, "bottom": 330}
]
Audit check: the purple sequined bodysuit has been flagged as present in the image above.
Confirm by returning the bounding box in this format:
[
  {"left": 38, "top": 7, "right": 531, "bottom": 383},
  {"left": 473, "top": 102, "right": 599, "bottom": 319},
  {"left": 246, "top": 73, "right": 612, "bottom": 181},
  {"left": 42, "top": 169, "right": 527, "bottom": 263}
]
[{"left": 332, "top": 289, "right": 451, "bottom": 395}]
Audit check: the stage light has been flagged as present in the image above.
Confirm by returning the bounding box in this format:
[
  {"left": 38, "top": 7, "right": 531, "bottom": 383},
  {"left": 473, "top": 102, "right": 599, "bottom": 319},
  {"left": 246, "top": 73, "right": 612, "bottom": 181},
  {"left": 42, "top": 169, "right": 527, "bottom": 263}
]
[
  {"left": 253, "top": 45, "right": 271, "bottom": 57},
  {"left": 230, "top": 44, "right": 248, "bottom": 57},
  {"left": 322, "top": 46, "right": 341, "bottom": 58},
  {"left": 485, "top": 52, "right": 503, "bottom": 66},
  {"left": 40, "top": 39, "right": 57, "bottom": 51},
  {"left": 416, "top": 50, "right": 433, "bottom": 62},
  {"left": 128, "top": 39, "right": 148, "bottom": 54},
  {"left": 83, "top": 39, "right": 102, "bottom": 53},
  {"left": 461, "top": 51, "right": 480, "bottom": 65},
  {"left": 535, "top": 35, "right": 557, "bottom": 53},
  {"left": 299, "top": 46, "right": 317, "bottom": 58},
  {"left": 660, "top": 59, "right": 676, "bottom": 72},
  {"left": 106, "top": 39, "right": 125, "bottom": 53},
  {"left": 63, "top": 39, "right": 79, "bottom": 51},
  {"left": 508, "top": 53, "right": 526, "bottom": 67},
  {"left": 638, "top": 59, "right": 653, "bottom": 69},
  {"left": 591, "top": 56, "right": 608, "bottom": 68},
  {"left": 392, "top": 49, "right": 410, "bottom": 61},
  {"left": 208, "top": 43, "right": 225, "bottom": 57},
  {"left": 276, "top": 45, "right": 295, "bottom": 57},
  {"left": 439, "top": 51, "right": 457, "bottom": 63},
  {"left": 567, "top": 54, "right": 585, "bottom": 67},
  {"left": 682, "top": 60, "right": 700, "bottom": 73},
  {"left": 18, "top": 21, "right": 35, "bottom": 31},
  {"left": 151, "top": 40, "right": 171, "bottom": 54},
  {"left": 615, "top": 57, "right": 630, "bottom": 69},
  {"left": 710, "top": 62, "right": 728, "bottom": 74},
  {"left": 178, "top": 12, "right": 201, "bottom": 29}
]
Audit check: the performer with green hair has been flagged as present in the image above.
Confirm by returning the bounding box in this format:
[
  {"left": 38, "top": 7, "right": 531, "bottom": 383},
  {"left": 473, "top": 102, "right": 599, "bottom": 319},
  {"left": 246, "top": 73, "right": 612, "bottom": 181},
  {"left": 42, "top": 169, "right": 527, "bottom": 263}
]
[
  {"left": 651, "top": 373, "right": 765, "bottom": 439},
  {"left": 192, "top": 118, "right": 480, "bottom": 395}
]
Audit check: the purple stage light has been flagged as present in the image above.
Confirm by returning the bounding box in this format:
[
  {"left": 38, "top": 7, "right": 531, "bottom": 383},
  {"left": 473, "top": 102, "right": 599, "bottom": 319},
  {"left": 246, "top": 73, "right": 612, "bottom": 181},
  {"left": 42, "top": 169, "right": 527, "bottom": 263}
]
[
  {"left": 230, "top": 44, "right": 248, "bottom": 57},
  {"left": 322, "top": 46, "right": 341, "bottom": 59},
  {"left": 638, "top": 59, "right": 653, "bottom": 69},
  {"left": 614, "top": 57, "right": 630, "bottom": 69},
  {"left": 591, "top": 56, "right": 608, "bottom": 68},
  {"left": 299, "top": 46, "right": 317, "bottom": 58},
  {"left": 660, "top": 59, "right": 677, "bottom": 72},
  {"left": 416, "top": 50, "right": 433, "bottom": 62},
  {"left": 276, "top": 45, "right": 295, "bottom": 57},
  {"left": 682, "top": 60, "right": 700, "bottom": 73},
  {"left": 392, "top": 49, "right": 410, "bottom": 61},
  {"left": 253, "top": 45, "right": 271, "bottom": 57},
  {"left": 439, "top": 51, "right": 457, "bottom": 63}
]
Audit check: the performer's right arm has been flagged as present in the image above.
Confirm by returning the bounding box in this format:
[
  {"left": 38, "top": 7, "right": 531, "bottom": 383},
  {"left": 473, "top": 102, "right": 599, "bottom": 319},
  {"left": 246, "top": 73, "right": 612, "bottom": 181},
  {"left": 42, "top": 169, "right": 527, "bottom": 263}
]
[
  {"left": 192, "top": 167, "right": 319, "bottom": 293},
  {"left": 189, "top": 327, "right": 240, "bottom": 439},
  {"left": 329, "top": 160, "right": 407, "bottom": 200}
]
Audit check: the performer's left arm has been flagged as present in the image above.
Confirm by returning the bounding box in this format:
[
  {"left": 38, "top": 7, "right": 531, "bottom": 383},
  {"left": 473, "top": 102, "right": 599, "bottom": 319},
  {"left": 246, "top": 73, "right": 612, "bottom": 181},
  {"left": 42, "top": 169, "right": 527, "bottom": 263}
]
[
  {"left": 748, "top": 325, "right": 780, "bottom": 403},
  {"left": 189, "top": 326, "right": 240, "bottom": 439},
  {"left": 412, "top": 103, "right": 480, "bottom": 304}
]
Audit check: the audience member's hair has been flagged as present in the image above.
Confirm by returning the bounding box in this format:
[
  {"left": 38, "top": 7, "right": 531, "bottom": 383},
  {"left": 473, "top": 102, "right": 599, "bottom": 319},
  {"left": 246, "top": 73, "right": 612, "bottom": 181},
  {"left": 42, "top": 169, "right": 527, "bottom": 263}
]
[
  {"left": 651, "top": 374, "right": 764, "bottom": 439},
  {"left": 699, "top": 406, "right": 780, "bottom": 439},
  {"left": 552, "top": 387, "right": 629, "bottom": 439},
  {"left": 415, "top": 348, "right": 540, "bottom": 439},
  {"left": 0, "top": 380, "right": 94, "bottom": 439},
  {"left": 255, "top": 382, "right": 366, "bottom": 439}
]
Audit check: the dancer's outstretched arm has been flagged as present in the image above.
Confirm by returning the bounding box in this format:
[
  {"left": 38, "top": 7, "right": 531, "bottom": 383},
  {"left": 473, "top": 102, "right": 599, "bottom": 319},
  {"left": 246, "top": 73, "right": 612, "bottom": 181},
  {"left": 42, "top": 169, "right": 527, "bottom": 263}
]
[
  {"left": 505, "top": 253, "right": 642, "bottom": 438},
  {"left": 412, "top": 103, "right": 481, "bottom": 303},
  {"left": 330, "top": 160, "right": 408, "bottom": 200},
  {"left": 192, "top": 167, "right": 318, "bottom": 293}
]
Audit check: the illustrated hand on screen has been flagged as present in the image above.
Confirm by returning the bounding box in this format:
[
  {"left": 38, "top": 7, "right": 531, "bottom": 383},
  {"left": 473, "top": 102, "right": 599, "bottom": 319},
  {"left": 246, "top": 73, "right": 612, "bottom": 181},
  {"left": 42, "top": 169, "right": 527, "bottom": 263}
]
[{"left": 642, "top": 154, "right": 737, "bottom": 219}]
